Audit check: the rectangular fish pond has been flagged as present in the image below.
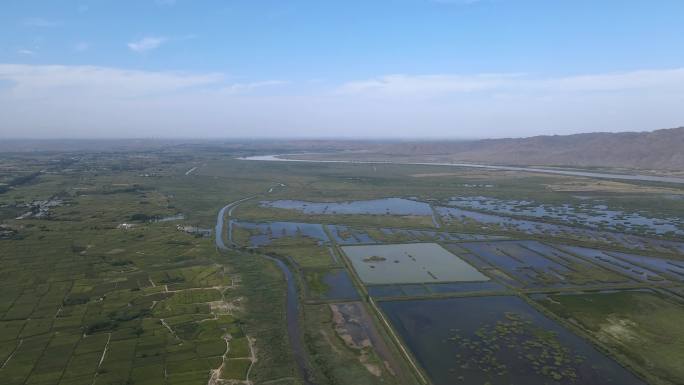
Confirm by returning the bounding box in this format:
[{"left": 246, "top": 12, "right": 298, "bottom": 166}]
[
  {"left": 367, "top": 281, "right": 507, "bottom": 298},
  {"left": 342, "top": 243, "right": 489, "bottom": 285},
  {"left": 378, "top": 296, "right": 646, "bottom": 385},
  {"left": 556, "top": 245, "right": 668, "bottom": 282},
  {"left": 457, "top": 241, "right": 630, "bottom": 288}
]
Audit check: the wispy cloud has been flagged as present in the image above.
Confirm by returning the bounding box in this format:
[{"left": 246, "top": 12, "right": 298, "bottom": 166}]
[
  {"left": 17, "top": 49, "right": 36, "bottom": 56},
  {"left": 430, "top": 0, "right": 483, "bottom": 5},
  {"left": 337, "top": 74, "right": 522, "bottom": 97},
  {"left": 337, "top": 69, "right": 684, "bottom": 98},
  {"left": 22, "top": 17, "right": 61, "bottom": 27},
  {"left": 0, "top": 64, "right": 224, "bottom": 99},
  {"left": 128, "top": 37, "right": 167, "bottom": 53},
  {"left": 221, "top": 80, "right": 289, "bottom": 94},
  {"left": 1, "top": 64, "right": 683, "bottom": 139},
  {"left": 0, "top": 64, "right": 286, "bottom": 99},
  {"left": 73, "top": 42, "right": 90, "bottom": 52}
]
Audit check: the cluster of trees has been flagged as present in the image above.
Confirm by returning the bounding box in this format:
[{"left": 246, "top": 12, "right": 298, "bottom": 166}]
[{"left": 0, "top": 172, "right": 41, "bottom": 194}]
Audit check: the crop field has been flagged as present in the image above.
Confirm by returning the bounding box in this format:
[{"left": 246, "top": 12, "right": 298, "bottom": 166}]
[
  {"left": 0, "top": 151, "right": 304, "bottom": 385},
  {"left": 0, "top": 220, "right": 256, "bottom": 385},
  {"left": 1, "top": 145, "right": 683, "bottom": 385}
]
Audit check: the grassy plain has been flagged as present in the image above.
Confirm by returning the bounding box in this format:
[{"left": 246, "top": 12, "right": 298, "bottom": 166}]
[{"left": 538, "top": 290, "right": 684, "bottom": 385}]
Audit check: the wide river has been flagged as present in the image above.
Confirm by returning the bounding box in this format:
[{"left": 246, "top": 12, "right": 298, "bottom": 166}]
[{"left": 240, "top": 155, "right": 684, "bottom": 185}]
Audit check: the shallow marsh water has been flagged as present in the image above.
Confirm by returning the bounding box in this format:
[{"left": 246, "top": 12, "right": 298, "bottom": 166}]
[{"left": 379, "top": 296, "right": 646, "bottom": 385}]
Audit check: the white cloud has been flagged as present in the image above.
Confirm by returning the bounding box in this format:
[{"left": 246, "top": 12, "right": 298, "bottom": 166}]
[
  {"left": 0, "top": 64, "right": 683, "bottom": 139},
  {"left": 22, "top": 17, "right": 60, "bottom": 27},
  {"left": 17, "top": 49, "right": 36, "bottom": 56},
  {"left": 127, "top": 37, "right": 167, "bottom": 53}
]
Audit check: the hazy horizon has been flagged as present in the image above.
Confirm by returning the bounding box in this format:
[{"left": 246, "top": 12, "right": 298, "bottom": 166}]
[
  {"left": 2, "top": 1, "right": 684, "bottom": 139},
  {"left": 0, "top": 124, "right": 678, "bottom": 141}
]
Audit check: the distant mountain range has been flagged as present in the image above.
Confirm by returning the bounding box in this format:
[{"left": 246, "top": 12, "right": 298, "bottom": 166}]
[
  {"left": 343, "top": 127, "right": 684, "bottom": 171},
  {"left": 2, "top": 127, "right": 683, "bottom": 171}
]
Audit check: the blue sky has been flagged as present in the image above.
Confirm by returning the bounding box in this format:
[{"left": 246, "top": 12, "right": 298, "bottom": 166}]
[{"left": 1, "top": 0, "right": 684, "bottom": 138}]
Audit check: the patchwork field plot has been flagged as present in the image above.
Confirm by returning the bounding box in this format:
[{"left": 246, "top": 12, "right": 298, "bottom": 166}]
[
  {"left": 342, "top": 243, "right": 489, "bottom": 285},
  {"left": 536, "top": 290, "right": 684, "bottom": 385},
  {"left": 379, "top": 296, "right": 646, "bottom": 385}
]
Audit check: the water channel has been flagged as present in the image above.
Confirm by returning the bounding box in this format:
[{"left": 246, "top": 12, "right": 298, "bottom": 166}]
[{"left": 214, "top": 192, "right": 315, "bottom": 385}]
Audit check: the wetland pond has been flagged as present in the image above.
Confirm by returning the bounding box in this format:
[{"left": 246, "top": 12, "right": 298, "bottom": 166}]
[
  {"left": 307, "top": 269, "right": 359, "bottom": 300},
  {"left": 327, "top": 224, "right": 376, "bottom": 244},
  {"left": 232, "top": 220, "right": 329, "bottom": 247},
  {"left": 262, "top": 197, "right": 442, "bottom": 227},
  {"left": 437, "top": 205, "right": 684, "bottom": 254},
  {"left": 448, "top": 196, "right": 683, "bottom": 237},
  {"left": 261, "top": 197, "right": 434, "bottom": 216},
  {"left": 379, "top": 296, "right": 646, "bottom": 385}
]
